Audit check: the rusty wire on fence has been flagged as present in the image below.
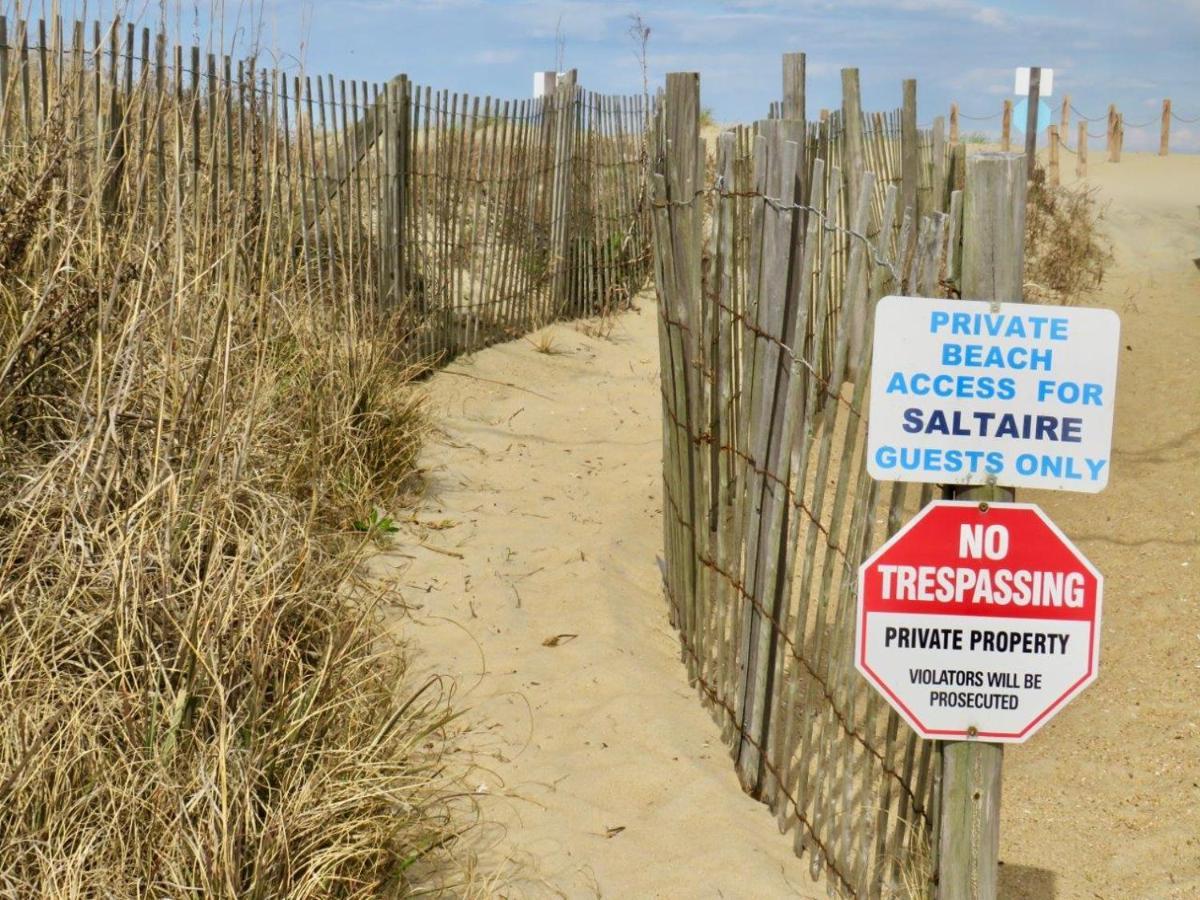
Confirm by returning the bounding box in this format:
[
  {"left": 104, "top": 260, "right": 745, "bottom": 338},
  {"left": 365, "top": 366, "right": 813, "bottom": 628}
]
[{"left": 651, "top": 71, "right": 963, "bottom": 897}]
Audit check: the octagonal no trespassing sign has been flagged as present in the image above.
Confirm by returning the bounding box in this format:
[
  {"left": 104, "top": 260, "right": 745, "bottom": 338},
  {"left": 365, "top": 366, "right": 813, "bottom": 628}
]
[{"left": 855, "top": 501, "right": 1102, "bottom": 743}]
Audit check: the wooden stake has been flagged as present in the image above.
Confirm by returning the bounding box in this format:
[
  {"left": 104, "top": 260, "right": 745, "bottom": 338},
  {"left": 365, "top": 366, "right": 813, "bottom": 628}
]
[
  {"left": 1048, "top": 124, "right": 1059, "bottom": 186},
  {"left": 1111, "top": 113, "right": 1123, "bottom": 163},
  {"left": 1022, "top": 66, "right": 1040, "bottom": 180},
  {"left": 1001, "top": 99, "right": 1011, "bottom": 151},
  {"left": 949, "top": 102, "right": 959, "bottom": 145},
  {"left": 842, "top": 68, "right": 866, "bottom": 217},
  {"left": 782, "top": 52, "right": 804, "bottom": 123},
  {"left": 901, "top": 78, "right": 918, "bottom": 217},
  {"left": 549, "top": 69, "right": 578, "bottom": 316},
  {"left": 932, "top": 115, "right": 947, "bottom": 214},
  {"left": 1160, "top": 99, "right": 1171, "bottom": 156},
  {"left": 1106, "top": 103, "right": 1116, "bottom": 156},
  {"left": 1076, "top": 120, "right": 1087, "bottom": 179},
  {"left": 1060, "top": 94, "right": 1070, "bottom": 151},
  {"left": 938, "top": 151, "right": 1026, "bottom": 900}
]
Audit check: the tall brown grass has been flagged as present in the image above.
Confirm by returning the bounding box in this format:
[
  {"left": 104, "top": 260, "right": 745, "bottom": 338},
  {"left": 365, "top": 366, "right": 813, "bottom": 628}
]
[
  {"left": 0, "top": 51, "right": 485, "bottom": 899},
  {"left": 1025, "top": 164, "right": 1113, "bottom": 304}
]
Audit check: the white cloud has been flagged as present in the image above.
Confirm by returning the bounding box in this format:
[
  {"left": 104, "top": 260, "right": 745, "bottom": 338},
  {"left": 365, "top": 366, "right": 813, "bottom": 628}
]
[{"left": 471, "top": 48, "right": 521, "bottom": 65}]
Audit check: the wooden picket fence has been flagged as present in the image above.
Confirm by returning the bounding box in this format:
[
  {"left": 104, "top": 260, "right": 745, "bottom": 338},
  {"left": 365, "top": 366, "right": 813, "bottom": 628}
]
[
  {"left": 755, "top": 78, "right": 959, "bottom": 383},
  {"left": 0, "top": 13, "right": 653, "bottom": 364},
  {"left": 651, "top": 62, "right": 967, "bottom": 896}
]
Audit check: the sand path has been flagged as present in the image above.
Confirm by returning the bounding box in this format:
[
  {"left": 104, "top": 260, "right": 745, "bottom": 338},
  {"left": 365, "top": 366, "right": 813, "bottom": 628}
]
[
  {"left": 999, "top": 154, "right": 1200, "bottom": 898},
  {"left": 379, "top": 309, "right": 817, "bottom": 897},
  {"left": 381, "top": 152, "right": 1199, "bottom": 898}
]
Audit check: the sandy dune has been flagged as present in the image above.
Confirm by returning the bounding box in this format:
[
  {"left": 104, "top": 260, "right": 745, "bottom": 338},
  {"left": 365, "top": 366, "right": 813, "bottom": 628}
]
[{"left": 380, "top": 151, "right": 1199, "bottom": 898}]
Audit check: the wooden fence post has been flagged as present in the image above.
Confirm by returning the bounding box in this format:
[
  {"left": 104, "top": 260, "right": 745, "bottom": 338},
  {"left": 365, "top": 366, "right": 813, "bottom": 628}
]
[
  {"left": 652, "top": 69, "right": 702, "bottom": 669},
  {"left": 939, "top": 151, "right": 1026, "bottom": 900},
  {"left": 1023, "top": 66, "right": 1041, "bottom": 180},
  {"left": 1112, "top": 113, "right": 1123, "bottom": 163},
  {"left": 1001, "top": 99, "right": 1012, "bottom": 151},
  {"left": 549, "top": 69, "right": 578, "bottom": 315},
  {"left": 782, "top": 52, "right": 805, "bottom": 122},
  {"left": 1077, "top": 120, "right": 1087, "bottom": 178},
  {"left": 1060, "top": 94, "right": 1070, "bottom": 151},
  {"left": 1160, "top": 99, "right": 1171, "bottom": 156},
  {"left": 782, "top": 52, "right": 807, "bottom": 218},
  {"left": 1106, "top": 104, "right": 1117, "bottom": 157},
  {"left": 398, "top": 75, "right": 412, "bottom": 307},
  {"left": 1048, "top": 124, "right": 1059, "bottom": 186},
  {"left": 842, "top": 67, "right": 866, "bottom": 208},
  {"left": 949, "top": 102, "right": 959, "bottom": 145},
  {"left": 932, "top": 115, "right": 947, "bottom": 214},
  {"left": 843, "top": 68, "right": 867, "bottom": 369},
  {"left": 901, "top": 77, "right": 918, "bottom": 217}
]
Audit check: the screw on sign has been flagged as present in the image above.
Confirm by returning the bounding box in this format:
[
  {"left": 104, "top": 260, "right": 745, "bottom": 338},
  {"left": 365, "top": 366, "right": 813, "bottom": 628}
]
[{"left": 855, "top": 500, "right": 1102, "bottom": 743}]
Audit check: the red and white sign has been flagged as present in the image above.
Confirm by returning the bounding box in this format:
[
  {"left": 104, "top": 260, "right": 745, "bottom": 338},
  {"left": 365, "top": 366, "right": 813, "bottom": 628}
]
[{"left": 856, "top": 501, "right": 1101, "bottom": 743}]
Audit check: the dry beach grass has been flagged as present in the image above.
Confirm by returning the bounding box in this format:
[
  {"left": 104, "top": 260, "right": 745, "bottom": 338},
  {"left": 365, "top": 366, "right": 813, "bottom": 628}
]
[{"left": 0, "top": 77, "right": 484, "bottom": 897}]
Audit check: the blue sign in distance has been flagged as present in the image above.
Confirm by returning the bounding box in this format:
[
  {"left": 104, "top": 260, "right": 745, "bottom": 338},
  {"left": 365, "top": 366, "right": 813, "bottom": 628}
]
[{"left": 1012, "top": 97, "right": 1054, "bottom": 134}]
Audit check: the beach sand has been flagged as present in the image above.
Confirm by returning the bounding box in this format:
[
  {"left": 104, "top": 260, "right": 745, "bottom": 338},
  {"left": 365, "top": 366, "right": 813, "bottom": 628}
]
[{"left": 379, "top": 151, "right": 1199, "bottom": 898}]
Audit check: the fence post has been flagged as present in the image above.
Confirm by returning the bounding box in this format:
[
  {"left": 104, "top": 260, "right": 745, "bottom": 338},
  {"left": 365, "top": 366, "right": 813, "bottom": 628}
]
[
  {"left": 1001, "top": 99, "right": 1011, "bottom": 151},
  {"left": 1060, "top": 94, "right": 1070, "bottom": 151},
  {"left": 1077, "top": 120, "right": 1088, "bottom": 178},
  {"left": 1048, "top": 124, "right": 1059, "bottom": 186},
  {"left": 1106, "top": 104, "right": 1117, "bottom": 157},
  {"left": 1112, "top": 113, "right": 1123, "bottom": 163},
  {"left": 651, "top": 69, "right": 703, "bottom": 672},
  {"left": 843, "top": 68, "right": 867, "bottom": 370},
  {"left": 901, "top": 78, "right": 918, "bottom": 217},
  {"left": 842, "top": 67, "right": 866, "bottom": 226},
  {"left": 550, "top": 69, "right": 578, "bottom": 315},
  {"left": 949, "top": 102, "right": 959, "bottom": 145},
  {"left": 782, "top": 52, "right": 808, "bottom": 219},
  {"left": 1022, "top": 66, "right": 1041, "bottom": 180},
  {"left": 932, "top": 115, "right": 947, "bottom": 214},
  {"left": 1160, "top": 99, "right": 1171, "bottom": 156},
  {"left": 782, "top": 52, "right": 805, "bottom": 122},
  {"left": 938, "top": 151, "right": 1026, "bottom": 900},
  {"left": 388, "top": 75, "right": 410, "bottom": 309}
]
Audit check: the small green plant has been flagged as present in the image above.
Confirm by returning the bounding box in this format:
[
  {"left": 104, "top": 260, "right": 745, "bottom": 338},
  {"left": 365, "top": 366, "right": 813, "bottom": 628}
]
[
  {"left": 699, "top": 106, "right": 717, "bottom": 129},
  {"left": 353, "top": 507, "right": 401, "bottom": 535},
  {"left": 962, "top": 130, "right": 990, "bottom": 144}
]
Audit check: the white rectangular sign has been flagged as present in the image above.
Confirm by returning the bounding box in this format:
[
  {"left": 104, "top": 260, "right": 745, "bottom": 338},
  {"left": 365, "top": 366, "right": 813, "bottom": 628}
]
[
  {"left": 1014, "top": 66, "right": 1054, "bottom": 97},
  {"left": 867, "top": 296, "right": 1121, "bottom": 492}
]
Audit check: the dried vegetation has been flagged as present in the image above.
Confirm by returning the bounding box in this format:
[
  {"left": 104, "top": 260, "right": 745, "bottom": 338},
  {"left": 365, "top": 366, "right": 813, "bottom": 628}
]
[{"left": 0, "top": 63, "right": 485, "bottom": 899}]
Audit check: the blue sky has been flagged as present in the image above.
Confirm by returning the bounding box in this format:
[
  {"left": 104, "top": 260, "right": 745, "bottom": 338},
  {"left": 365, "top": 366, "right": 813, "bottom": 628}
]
[{"left": 39, "top": 1, "right": 1200, "bottom": 150}]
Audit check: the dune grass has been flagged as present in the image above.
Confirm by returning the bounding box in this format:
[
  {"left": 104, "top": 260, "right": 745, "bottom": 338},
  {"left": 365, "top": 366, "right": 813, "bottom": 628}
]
[
  {"left": 0, "top": 60, "right": 484, "bottom": 899},
  {"left": 1025, "top": 164, "right": 1113, "bottom": 304}
]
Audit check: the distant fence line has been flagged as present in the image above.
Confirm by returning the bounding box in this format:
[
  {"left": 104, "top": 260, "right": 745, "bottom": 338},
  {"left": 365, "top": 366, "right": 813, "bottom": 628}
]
[
  {"left": 0, "top": 13, "right": 653, "bottom": 364},
  {"left": 948, "top": 96, "right": 1196, "bottom": 159},
  {"left": 652, "top": 61, "right": 966, "bottom": 896}
]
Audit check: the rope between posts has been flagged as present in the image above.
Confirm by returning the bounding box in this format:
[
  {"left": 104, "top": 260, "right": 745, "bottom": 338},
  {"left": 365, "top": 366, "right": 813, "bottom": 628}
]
[
  {"left": 1172, "top": 111, "right": 1200, "bottom": 123},
  {"left": 1070, "top": 104, "right": 1106, "bottom": 122},
  {"left": 957, "top": 111, "right": 1002, "bottom": 120}
]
